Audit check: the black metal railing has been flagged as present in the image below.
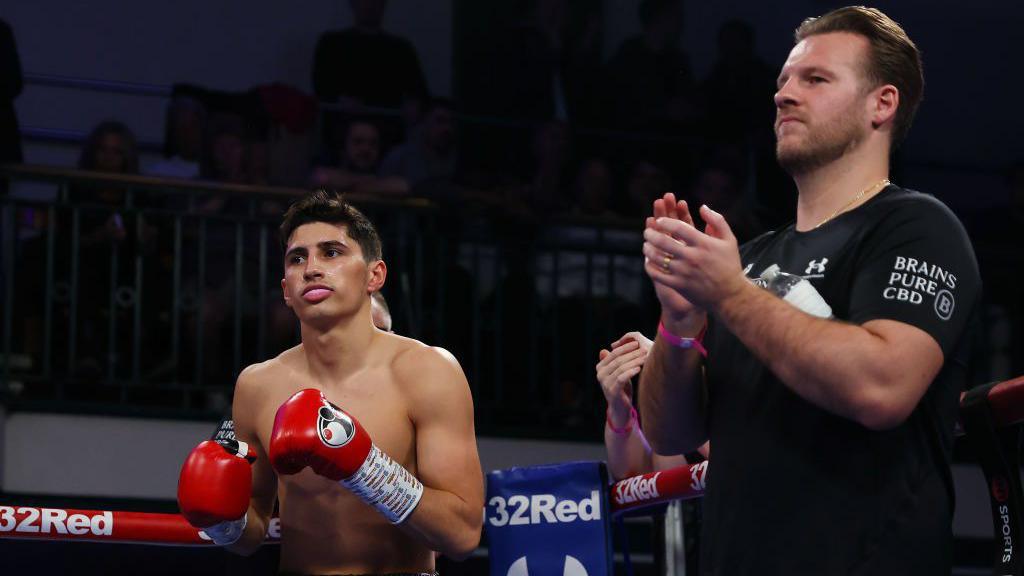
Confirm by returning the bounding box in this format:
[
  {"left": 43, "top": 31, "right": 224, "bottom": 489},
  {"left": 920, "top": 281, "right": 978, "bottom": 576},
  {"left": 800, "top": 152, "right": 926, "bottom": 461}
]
[{"left": 1, "top": 165, "right": 656, "bottom": 437}]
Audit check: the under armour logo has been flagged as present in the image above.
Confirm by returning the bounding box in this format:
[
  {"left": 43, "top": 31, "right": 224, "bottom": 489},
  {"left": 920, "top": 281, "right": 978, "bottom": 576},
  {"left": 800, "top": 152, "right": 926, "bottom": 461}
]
[
  {"left": 507, "top": 554, "right": 589, "bottom": 576},
  {"left": 805, "top": 258, "right": 829, "bottom": 275}
]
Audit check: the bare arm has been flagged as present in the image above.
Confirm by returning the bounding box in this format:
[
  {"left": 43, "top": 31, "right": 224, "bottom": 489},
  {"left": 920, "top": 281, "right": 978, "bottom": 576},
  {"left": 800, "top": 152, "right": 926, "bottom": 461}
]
[
  {"left": 637, "top": 336, "right": 708, "bottom": 454},
  {"left": 398, "top": 347, "right": 484, "bottom": 560},
  {"left": 637, "top": 194, "right": 710, "bottom": 454},
  {"left": 226, "top": 366, "right": 279, "bottom": 556},
  {"left": 599, "top": 331, "right": 691, "bottom": 478},
  {"left": 713, "top": 280, "right": 942, "bottom": 429},
  {"left": 646, "top": 205, "right": 944, "bottom": 431}
]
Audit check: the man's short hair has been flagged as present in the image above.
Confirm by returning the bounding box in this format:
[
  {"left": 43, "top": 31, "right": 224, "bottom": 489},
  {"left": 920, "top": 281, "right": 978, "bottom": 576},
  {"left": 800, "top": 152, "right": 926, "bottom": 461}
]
[
  {"left": 795, "top": 6, "right": 924, "bottom": 146},
  {"left": 279, "top": 189, "right": 382, "bottom": 262}
]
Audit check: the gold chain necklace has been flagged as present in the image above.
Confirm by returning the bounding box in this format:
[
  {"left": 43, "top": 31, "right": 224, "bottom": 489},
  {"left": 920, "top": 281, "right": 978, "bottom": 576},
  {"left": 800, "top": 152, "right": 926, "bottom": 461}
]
[{"left": 813, "top": 178, "right": 890, "bottom": 229}]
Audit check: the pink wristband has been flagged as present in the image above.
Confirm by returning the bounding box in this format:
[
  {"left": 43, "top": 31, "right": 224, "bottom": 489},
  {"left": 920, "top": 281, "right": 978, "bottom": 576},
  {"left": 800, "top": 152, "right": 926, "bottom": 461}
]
[
  {"left": 606, "top": 406, "right": 637, "bottom": 435},
  {"left": 658, "top": 321, "right": 708, "bottom": 358}
]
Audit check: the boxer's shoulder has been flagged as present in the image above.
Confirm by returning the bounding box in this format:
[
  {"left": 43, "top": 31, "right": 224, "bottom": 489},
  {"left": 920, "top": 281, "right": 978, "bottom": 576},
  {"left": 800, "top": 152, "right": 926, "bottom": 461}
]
[
  {"left": 387, "top": 338, "right": 470, "bottom": 417},
  {"left": 389, "top": 338, "right": 463, "bottom": 382},
  {"left": 234, "top": 346, "right": 306, "bottom": 409}
]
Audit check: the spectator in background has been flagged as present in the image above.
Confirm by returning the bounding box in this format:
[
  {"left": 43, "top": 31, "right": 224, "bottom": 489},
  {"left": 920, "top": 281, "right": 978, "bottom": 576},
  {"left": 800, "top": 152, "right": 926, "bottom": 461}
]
[
  {"left": 190, "top": 116, "right": 263, "bottom": 387},
  {"left": 311, "top": 118, "right": 409, "bottom": 196},
  {"left": 505, "top": 119, "right": 572, "bottom": 216},
  {"left": 55, "top": 121, "right": 148, "bottom": 381},
  {"left": 201, "top": 117, "right": 247, "bottom": 185},
  {"left": 0, "top": 18, "right": 23, "bottom": 194},
  {"left": 380, "top": 97, "right": 458, "bottom": 191},
  {"left": 571, "top": 158, "right": 615, "bottom": 218},
  {"left": 486, "top": 0, "right": 602, "bottom": 125},
  {"left": 702, "top": 19, "right": 789, "bottom": 226},
  {"left": 148, "top": 96, "right": 205, "bottom": 180},
  {"left": 702, "top": 19, "right": 776, "bottom": 140},
  {"left": 621, "top": 159, "right": 673, "bottom": 219},
  {"left": 196, "top": 115, "right": 280, "bottom": 212},
  {"left": 688, "top": 164, "right": 763, "bottom": 244},
  {"left": 312, "top": 0, "right": 430, "bottom": 149},
  {"left": 75, "top": 121, "right": 140, "bottom": 209},
  {"left": 600, "top": 0, "right": 699, "bottom": 182},
  {"left": 603, "top": 0, "right": 696, "bottom": 133},
  {"left": 461, "top": 0, "right": 601, "bottom": 183}
]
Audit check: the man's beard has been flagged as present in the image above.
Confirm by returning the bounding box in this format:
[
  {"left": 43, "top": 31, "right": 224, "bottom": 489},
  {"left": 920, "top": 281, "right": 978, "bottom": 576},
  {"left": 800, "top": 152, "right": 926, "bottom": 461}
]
[{"left": 776, "top": 110, "right": 865, "bottom": 176}]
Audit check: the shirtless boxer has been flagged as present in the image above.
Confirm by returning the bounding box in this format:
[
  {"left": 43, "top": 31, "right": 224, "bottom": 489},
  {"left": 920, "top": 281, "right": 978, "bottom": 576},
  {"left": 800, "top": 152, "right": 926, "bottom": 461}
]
[{"left": 177, "top": 189, "right": 483, "bottom": 574}]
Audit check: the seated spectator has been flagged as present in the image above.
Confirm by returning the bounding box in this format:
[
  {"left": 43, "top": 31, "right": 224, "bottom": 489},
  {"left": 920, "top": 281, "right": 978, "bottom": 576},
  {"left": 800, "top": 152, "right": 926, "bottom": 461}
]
[
  {"left": 380, "top": 97, "right": 458, "bottom": 190},
  {"left": 72, "top": 120, "right": 143, "bottom": 226},
  {"left": 148, "top": 96, "right": 205, "bottom": 180},
  {"left": 570, "top": 158, "right": 615, "bottom": 218},
  {"left": 621, "top": 159, "right": 672, "bottom": 218},
  {"left": 310, "top": 118, "right": 409, "bottom": 196},
  {"left": 22, "top": 121, "right": 153, "bottom": 383},
  {"left": 78, "top": 121, "right": 139, "bottom": 175},
  {"left": 502, "top": 119, "right": 572, "bottom": 216},
  {"left": 200, "top": 116, "right": 247, "bottom": 186},
  {"left": 688, "top": 164, "right": 763, "bottom": 244},
  {"left": 195, "top": 115, "right": 280, "bottom": 214}
]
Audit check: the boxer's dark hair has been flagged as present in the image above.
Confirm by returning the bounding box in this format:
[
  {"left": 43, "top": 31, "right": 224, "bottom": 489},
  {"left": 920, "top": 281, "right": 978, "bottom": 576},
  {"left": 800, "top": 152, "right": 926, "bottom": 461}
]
[
  {"left": 796, "top": 6, "right": 923, "bottom": 146},
  {"left": 279, "top": 189, "right": 382, "bottom": 262}
]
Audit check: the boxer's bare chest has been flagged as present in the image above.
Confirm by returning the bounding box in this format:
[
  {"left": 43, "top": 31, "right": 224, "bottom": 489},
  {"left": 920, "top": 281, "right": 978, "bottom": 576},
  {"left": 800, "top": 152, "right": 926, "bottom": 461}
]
[
  {"left": 253, "top": 363, "right": 417, "bottom": 473},
  {"left": 255, "top": 353, "right": 430, "bottom": 570}
]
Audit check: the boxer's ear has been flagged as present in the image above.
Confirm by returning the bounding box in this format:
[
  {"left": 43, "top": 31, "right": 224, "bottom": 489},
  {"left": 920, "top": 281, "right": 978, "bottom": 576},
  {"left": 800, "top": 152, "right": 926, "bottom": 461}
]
[
  {"left": 367, "top": 259, "right": 386, "bottom": 293},
  {"left": 281, "top": 277, "right": 292, "bottom": 308}
]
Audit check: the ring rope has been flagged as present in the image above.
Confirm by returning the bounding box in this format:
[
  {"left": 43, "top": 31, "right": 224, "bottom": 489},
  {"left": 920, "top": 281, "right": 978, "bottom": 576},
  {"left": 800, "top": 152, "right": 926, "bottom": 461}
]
[{"left": 1, "top": 375, "right": 1021, "bottom": 546}]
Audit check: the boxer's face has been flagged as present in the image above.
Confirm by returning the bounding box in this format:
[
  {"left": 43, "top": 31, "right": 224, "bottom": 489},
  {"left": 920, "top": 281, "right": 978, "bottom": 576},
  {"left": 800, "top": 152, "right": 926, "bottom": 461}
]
[
  {"left": 774, "top": 32, "right": 875, "bottom": 174},
  {"left": 281, "top": 222, "right": 383, "bottom": 324}
]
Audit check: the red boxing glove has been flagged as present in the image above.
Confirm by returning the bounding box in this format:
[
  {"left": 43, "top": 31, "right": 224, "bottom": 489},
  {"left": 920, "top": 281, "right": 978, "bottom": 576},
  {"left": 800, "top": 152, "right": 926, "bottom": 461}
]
[
  {"left": 177, "top": 439, "right": 255, "bottom": 529},
  {"left": 269, "top": 389, "right": 423, "bottom": 523},
  {"left": 269, "top": 388, "right": 373, "bottom": 480}
]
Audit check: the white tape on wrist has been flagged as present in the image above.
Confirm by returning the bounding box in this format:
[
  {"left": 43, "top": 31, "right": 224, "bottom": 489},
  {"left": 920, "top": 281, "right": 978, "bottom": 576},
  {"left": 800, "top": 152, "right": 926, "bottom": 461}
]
[{"left": 340, "top": 445, "right": 424, "bottom": 524}]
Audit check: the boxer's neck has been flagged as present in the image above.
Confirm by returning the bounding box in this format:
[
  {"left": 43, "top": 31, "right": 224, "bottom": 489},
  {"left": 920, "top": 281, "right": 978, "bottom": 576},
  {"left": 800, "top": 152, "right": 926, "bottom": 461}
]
[{"left": 300, "top": 311, "right": 378, "bottom": 381}]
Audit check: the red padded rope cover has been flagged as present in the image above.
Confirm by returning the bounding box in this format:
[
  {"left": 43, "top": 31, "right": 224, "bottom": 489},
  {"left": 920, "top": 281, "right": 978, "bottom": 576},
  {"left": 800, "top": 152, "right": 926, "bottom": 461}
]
[
  {"left": 986, "top": 375, "right": 1024, "bottom": 428},
  {"left": 0, "top": 506, "right": 281, "bottom": 545}
]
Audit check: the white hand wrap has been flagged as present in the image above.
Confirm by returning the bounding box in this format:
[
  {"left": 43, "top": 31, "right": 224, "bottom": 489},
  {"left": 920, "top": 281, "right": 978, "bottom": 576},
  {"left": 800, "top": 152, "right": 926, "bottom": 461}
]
[
  {"left": 200, "top": 514, "right": 247, "bottom": 546},
  {"left": 340, "top": 445, "right": 424, "bottom": 524}
]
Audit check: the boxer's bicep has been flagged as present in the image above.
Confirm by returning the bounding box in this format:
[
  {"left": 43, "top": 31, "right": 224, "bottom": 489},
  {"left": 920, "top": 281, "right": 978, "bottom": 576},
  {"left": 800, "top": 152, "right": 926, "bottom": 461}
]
[
  {"left": 406, "top": 349, "right": 483, "bottom": 509},
  {"left": 231, "top": 368, "right": 277, "bottom": 521}
]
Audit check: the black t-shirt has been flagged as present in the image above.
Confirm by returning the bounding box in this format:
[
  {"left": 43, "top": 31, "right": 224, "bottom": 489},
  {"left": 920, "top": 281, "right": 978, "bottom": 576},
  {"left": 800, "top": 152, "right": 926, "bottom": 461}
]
[{"left": 699, "top": 185, "right": 980, "bottom": 575}]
